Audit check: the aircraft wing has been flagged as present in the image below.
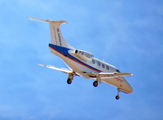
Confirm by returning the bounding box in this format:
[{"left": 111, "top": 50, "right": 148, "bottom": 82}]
[
  {"left": 99, "top": 72, "right": 133, "bottom": 77},
  {"left": 38, "top": 64, "right": 80, "bottom": 76},
  {"left": 84, "top": 72, "right": 133, "bottom": 84},
  {"left": 85, "top": 72, "right": 133, "bottom": 78}
]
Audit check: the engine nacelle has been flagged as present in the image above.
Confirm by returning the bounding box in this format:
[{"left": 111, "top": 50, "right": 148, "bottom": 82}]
[{"left": 68, "top": 49, "right": 93, "bottom": 61}]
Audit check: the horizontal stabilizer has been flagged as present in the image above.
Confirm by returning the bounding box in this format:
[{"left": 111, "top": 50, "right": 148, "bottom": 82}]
[
  {"left": 27, "top": 17, "right": 68, "bottom": 24},
  {"left": 27, "top": 17, "right": 49, "bottom": 22}
]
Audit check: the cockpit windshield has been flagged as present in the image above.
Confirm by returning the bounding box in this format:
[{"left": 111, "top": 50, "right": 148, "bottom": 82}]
[{"left": 116, "top": 69, "right": 120, "bottom": 73}]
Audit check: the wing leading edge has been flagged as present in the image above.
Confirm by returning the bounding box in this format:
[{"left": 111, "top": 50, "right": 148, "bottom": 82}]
[
  {"left": 38, "top": 64, "right": 80, "bottom": 76},
  {"left": 84, "top": 72, "right": 133, "bottom": 78}
]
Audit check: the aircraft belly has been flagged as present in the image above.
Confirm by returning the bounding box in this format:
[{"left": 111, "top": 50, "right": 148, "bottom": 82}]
[
  {"left": 61, "top": 57, "right": 95, "bottom": 79},
  {"left": 102, "top": 77, "right": 119, "bottom": 86},
  {"left": 102, "top": 77, "right": 132, "bottom": 94}
]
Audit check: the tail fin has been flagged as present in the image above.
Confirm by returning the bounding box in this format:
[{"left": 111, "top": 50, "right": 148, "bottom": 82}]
[{"left": 27, "top": 17, "right": 74, "bottom": 49}]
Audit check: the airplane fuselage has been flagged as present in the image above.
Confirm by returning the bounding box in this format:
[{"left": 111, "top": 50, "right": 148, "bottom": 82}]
[{"left": 49, "top": 43, "right": 133, "bottom": 94}]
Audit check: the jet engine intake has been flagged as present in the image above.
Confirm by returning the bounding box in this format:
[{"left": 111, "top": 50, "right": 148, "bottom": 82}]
[{"left": 68, "top": 49, "right": 93, "bottom": 61}]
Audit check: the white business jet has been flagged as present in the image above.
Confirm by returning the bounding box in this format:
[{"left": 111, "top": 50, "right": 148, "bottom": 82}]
[{"left": 27, "top": 17, "right": 133, "bottom": 100}]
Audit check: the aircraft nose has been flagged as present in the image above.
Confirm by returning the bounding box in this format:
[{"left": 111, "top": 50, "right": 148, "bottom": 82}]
[
  {"left": 122, "top": 78, "right": 133, "bottom": 93},
  {"left": 128, "top": 85, "right": 133, "bottom": 93}
]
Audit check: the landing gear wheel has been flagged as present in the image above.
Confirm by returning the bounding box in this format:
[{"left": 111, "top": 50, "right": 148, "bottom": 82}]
[
  {"left": 93, "top": 81, "right": 98, "bottom": 87},
  {"left": 115, "top": 95, "right": 120, "bottom": 100},
  {"left": 67, "top": 78, "right": 72, "bottom": 84},
  {"left": 115, "top": 88, "right": 120, "bottom": 100}
]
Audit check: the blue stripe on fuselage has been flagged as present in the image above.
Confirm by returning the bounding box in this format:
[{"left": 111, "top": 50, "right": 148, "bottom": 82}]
[{"left": 49, "top": 43, "right": 101, "bottom": 73}]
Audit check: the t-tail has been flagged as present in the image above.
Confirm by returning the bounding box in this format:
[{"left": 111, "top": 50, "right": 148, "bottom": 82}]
[{"left": 27, "top": 17, "right": 74, "bottom": 49}]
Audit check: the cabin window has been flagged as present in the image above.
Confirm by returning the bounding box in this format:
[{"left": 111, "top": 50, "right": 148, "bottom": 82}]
[
  {"left": 92, "top": 59, "right": 95, "bottom": 64},
  {"left": 106, "top": 66, "right": 109, "bottom": 70},
  {"left": 102, "top": 64, "right": 105, "bottom": 68},
  {"left": 97, "top": 61, "right": 101, "bottom": 66}
]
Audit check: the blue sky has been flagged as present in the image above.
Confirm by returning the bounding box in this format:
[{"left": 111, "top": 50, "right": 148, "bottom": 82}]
[{"left": 0, "top": 0, "right": 163, "bottom": 120}]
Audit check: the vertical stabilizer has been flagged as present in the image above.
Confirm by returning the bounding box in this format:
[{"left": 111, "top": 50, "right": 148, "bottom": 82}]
[{"left": 27, "top": 17, "right": 74, "bottom": 49}]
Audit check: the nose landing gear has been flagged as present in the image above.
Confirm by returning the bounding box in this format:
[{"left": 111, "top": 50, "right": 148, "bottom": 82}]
[
  {"left": 115, "top": 89, "right": 120, "bottom": 100},
  {"left": 115, "top": 95, "right": 120, "bottom": 100},
  {"left": 67, "top": 73, "right": 74, "bottom": 84}
]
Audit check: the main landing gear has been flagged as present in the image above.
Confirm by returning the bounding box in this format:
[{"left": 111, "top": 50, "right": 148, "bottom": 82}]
[
  {"left": 67, "top": 73, "right": 74, "bottom": 84},
  {"left": 93, "top": 76, "right": 101, "bottom": 87},
  {"left": 67, "top": 78, "right": 72, "bottom": 84},
  {"left": 93, "top": 81, "right": 98, "bottom": 87}
]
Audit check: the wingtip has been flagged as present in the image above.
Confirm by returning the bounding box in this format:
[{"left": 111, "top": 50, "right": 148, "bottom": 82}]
[
  {"left": 38, "top": 64, "right": 45, "bottom": 67},
  {"left": 26, "top": 17, "right": 33, "bottom": 20}
]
